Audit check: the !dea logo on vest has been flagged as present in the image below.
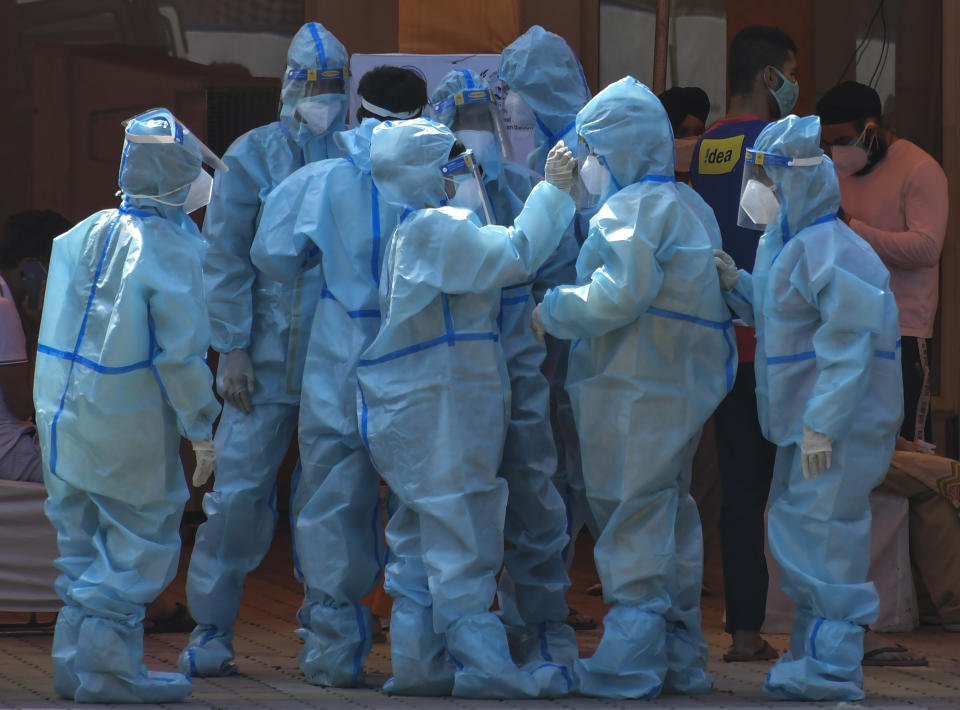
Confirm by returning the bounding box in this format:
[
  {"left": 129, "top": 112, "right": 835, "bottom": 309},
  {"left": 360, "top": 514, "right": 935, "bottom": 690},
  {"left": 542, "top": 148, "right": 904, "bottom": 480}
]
[{"left": 698, "top": 135, "right": 745, "bottom": 175}]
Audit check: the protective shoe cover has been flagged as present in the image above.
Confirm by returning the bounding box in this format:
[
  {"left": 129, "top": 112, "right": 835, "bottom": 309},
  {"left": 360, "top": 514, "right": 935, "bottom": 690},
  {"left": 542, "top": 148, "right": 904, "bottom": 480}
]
[
  {"left": 382, "top": 596, "right": 455, "bottom": 696},
  {"left": 187, "top": 22, "right": 347, "bottom": 658},
  {"left": 498, "top": 25, "right": 592, "bottom": 176},
  {"left": 507, "top": 621, "right": 577, "bottom": 697},
  {"left": 362, "top": 118, "right": 575, "bottom": 698},
  {"left": 51, "top": 605, "right": 83, "bottom": 699},
  {"left": 178, "top": 625, "right": 237, "bottom": 677},
  {"left": 575, "top": 605, "right": 666, "bottom": 699},
  {"left": 721, "top": 115, "right": 902, "bottom": 701},
  {"left": 538, "top": 78, "right": 733, "bottom": 699},
  {"left": 765, "top": 610, "right": 866, "bottom": 700},
  {"left": 74, "top": 616, "right": 192, "bottom": 703},
  {"left": 251, "top": 118, "right": 402, "bottom": 686},
  {"left": 446, "top": 613, "right": 540, "bottom": 698},
  {"left": 296, "top": 597, "right": 373, "bottom": 687}
]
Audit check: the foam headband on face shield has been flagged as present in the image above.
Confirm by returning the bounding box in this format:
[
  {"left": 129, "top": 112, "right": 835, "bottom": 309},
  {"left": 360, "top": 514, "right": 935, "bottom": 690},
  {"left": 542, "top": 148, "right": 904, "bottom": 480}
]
[
  {"left": 286, "top": 67, "right": 350, "bottom": 82},
  {"left": 123, "top": 110, "right": 228, "bottom": 173},
  {"left": 745, "top": 149, "right": 823, "bottom": 169},
  {"left": 432, "top": 89, "right": 495, "bottom": 115}
]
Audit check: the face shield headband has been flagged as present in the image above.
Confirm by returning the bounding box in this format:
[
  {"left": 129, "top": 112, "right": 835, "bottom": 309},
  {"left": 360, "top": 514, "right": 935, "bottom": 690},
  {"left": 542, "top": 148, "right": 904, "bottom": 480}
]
[
  {"left": 737, "top": 148, "right": 823, "bottom": 231},
  {"left": 121, "top": 109, "right": 227, "bottom": 212},
  {"left": 439, "top": 149, "right": 495, "bottom": 225}
]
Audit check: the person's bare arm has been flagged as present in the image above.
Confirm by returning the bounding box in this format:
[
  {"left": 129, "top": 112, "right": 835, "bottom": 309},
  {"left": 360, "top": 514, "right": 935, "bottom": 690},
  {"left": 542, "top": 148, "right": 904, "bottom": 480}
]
[{"left": 0, "top": 360, "right": 34, "bottom": 421}]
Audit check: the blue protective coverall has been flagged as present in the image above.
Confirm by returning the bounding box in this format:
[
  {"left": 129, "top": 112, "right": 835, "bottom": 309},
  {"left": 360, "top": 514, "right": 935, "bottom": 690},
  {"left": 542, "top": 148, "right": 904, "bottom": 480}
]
[
  {"left": 359, "top": 118, "right": 576, "bottom": 698},
  {"left": 35, "top": 108, "right": 222, "bottom": 703},
  {"left": 430, "top": 69, "right": 576, "bottom": 668},
  {"left": 721, "top": 115, "right": 902, "bottom": 701},
  {"left": 249, "top": 118, "right": 401, "bottom": 686},
  {"left": 537, "top": 77, "right": 735, "bottom": 699},
  {"left": 180, "top": 22, "right": 348, "bottom": 677},
  {"left": 498, "top": 25, "right": 595, "bottom": 565}
]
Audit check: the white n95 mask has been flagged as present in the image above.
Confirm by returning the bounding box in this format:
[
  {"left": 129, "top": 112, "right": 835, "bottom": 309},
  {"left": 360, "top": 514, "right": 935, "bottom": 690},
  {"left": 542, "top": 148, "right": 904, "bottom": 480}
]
[
  {"left": 580, "top": 154, "right": 610, "bottom": 196},
  {"left": 295, "top": 95, "right": 344, "bottom": 135},
  {"left": 183, "top": 169, "right": 213, "bottom": 214},
  {"left": 739, "top": 179, "right": 780, "bottom": 226}
]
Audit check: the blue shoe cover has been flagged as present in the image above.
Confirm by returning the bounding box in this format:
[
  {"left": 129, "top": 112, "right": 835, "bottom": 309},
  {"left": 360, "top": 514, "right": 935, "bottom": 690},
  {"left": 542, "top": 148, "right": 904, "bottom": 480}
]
[
  {"left": 515, "top": 622, "right": 577, "bottom": 697},
  {"left": 52, "top": 605, "right": 84, "bottom": 699},
  {"left": 382, "top": 598, "right": 454, "bottom": 696},
  {"left": 662, "top": 619, "right": 712, "bottom": 695},
  {"left": 447, "top": 613, "right": 541, "bottom": 699},
  {"left": 574, "top": 605, "right": 666, "bottom": 699},
  {"left": 764, "top": 619, "right": 866, "bottom": 702},
  {"left": 74, "top": 616, "right": 192, "bottom": 703},
  {"left": 178, "top": 625, "right": 237, "bottom": 677},
  {"left": 296, "top": 601, "right": 372, "bottom": 687},
  {"left": 74, "top": 670, "right": 193, "bottom": 703}
]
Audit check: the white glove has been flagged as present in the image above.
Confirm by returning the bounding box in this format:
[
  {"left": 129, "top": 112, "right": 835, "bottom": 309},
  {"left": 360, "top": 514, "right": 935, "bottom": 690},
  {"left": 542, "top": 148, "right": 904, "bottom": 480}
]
[
  {"left": 530, "top": 303, "right": 547, "bottom": 343},
  {"left": 191, "top": 436, "right": 217, "bottom": 487},
  {"left": 801, "top": 426, "right": 833, "bottom": 479},
  {"left": 714, "top": 249, "right": 739, "bottom": 291},
  {"left": 220, "top": 349, "right": 254, "bottom": 414},
  {"left": 544, "top": 140, "right": 575, "bottom": 193}
]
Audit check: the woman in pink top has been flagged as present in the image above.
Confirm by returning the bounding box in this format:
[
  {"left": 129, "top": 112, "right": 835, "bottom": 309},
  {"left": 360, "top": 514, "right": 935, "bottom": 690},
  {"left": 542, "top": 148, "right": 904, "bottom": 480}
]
[{"left": 817, "top": 81, "right": 948, "bottom": 445}]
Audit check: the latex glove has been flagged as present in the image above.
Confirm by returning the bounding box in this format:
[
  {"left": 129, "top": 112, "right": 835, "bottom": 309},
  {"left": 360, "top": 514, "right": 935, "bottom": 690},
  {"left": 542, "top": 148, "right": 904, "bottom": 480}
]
[
  {"left": 191, "top": 437, "right": 217, "bottom": 486},
  {"left": 801, "top": 426, "right": 833, "bottom": 479},
  {"left": 530, "top": 302, "right": 547, "bottom": 343},
  {"left": 714, "top": 249, "right": 739, "bottom": 291},
  {"left": 221, "top": 349, "right": 254, "bottom": 414},
  {"left": 544, "top": 140, "right": 575, "bottom": 193}
]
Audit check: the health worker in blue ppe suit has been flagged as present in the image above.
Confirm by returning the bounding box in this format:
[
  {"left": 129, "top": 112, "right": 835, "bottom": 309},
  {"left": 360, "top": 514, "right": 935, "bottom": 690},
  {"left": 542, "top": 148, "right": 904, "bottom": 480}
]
[
  {"left": 498, "top": 25, "right": 591, "bottom": 178},
  {"left": 359, "top": 118, "right": 577, "bottom": 698},
  {"left": 430, "top": 68, "right": 577, "bottom": 672},
  {"left": 35, "top": 108, "right": 223, "bottom": 704},
  {"left": 498, "top": 24, "right": 596, "bottom": 577},
  {"left": 247, "top": 68, "right": 428, "bottom": 687},
  {"left": 531, "top": 77, "right": 736, "bottom": 699},
  {"left": 180, "top": 22, "right": 349, "bottom": 678},
  {"left": 715, "top": 115, "right": 902, "bottom": 701}
]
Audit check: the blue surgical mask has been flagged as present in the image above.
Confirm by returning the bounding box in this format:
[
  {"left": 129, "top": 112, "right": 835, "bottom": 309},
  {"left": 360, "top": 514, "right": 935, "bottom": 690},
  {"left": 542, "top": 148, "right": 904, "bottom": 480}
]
[{"left": 766, "top": 66, "right": 798, "bottom": 118}]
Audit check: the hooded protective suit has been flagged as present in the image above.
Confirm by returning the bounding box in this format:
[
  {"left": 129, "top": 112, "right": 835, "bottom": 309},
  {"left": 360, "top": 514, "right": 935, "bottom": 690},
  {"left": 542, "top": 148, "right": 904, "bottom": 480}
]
[
  {"left": 497, "top": 25, "right": 591, "bottom": 177},
  {"left": 359, "top": 118, "right": 576, "bottom": 698},
  {"left": 180, "top": 22, "right": 349, "bottom": 678},
  {"left": 538, "top": 78, "right": 735, "bottom": 699},
  {"left": 248, "top": 118, "right": 401, "bottom": 687},
  {"left": 721, "top": 115, "right": 902, "bottom": 701},
  {"left": 497, "top": 25, "right": 595, "bottom": 567},
  {"left": 35, "top": 108, "right": 222, "bottom": 703},
  {"left": 430, "top": 69, "right": 576, "bottom": 669}
]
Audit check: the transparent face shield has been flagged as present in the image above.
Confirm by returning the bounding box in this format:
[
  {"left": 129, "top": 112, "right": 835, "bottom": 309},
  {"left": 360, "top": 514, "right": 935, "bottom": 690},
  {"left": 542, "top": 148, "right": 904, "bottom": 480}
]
[
  {"left": 436, "top": 88, "right": 513, "bottom": 166},
  {"left": 572, "top": 137, "right": 614, "bottom": 210},
  {"left": 737, "top": 148, "right": 823, "bottom": 230},
  {"left": 121, "top": 108, "right": 228, "bottom": 212},
  {"left": 287, "top": 67, "right": 349, "bottom": 133},
  {"left": 440, "top": 149, "right": 495, "bottom": 225}
]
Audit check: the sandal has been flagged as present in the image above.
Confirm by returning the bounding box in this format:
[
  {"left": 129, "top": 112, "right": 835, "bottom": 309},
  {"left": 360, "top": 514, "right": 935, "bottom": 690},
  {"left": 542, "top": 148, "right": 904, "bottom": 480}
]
[
  {"left": 862, "top": 643, "right": 928, "bottom": 666},
  {"left": 722, "top": 639, "right": 780, "bottom": 662}
]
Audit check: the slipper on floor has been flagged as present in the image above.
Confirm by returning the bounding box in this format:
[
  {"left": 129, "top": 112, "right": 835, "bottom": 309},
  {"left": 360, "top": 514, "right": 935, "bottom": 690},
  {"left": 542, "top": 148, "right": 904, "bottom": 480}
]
[
  {"left": 862, "top": 643, "right": 928, "bottom": 666},
  {"left": 722, "top": 639, "right": 780, "bottom": 662},
  {"left": 565, "top": 607, "right": 597, "bottom": 631}
]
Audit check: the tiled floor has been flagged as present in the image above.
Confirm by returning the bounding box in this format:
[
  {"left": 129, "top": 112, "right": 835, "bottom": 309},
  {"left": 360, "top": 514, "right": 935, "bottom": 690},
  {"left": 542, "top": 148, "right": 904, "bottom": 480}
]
[{"left": 1, "top": 522, "right": 958, "bottom": 709}]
